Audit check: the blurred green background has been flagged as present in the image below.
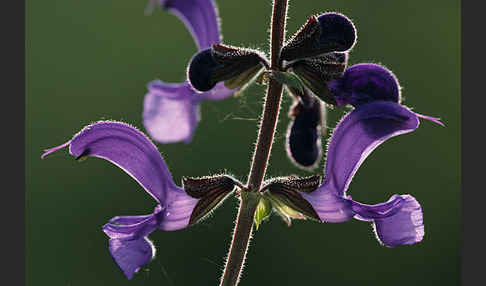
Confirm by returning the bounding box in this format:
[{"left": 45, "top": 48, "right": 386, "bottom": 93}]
[{"left": 26, "top": 0, "right": 460, "bottom": 285}]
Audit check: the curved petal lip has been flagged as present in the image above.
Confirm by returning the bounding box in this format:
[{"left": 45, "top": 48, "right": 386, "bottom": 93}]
[
  {"left": 109, "top": 237, "right": 155, "bottom": 279},
  {"left": 42, "top": 121, "right": 180, "bottom": 203}
]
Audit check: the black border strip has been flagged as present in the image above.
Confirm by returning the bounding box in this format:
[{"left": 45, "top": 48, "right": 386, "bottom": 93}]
[
  {"left": 462, "top": 1, "right": 482, "bottom": 285},
  {"left": 2, "top": 0, "right": 25, "bottom": 285}
]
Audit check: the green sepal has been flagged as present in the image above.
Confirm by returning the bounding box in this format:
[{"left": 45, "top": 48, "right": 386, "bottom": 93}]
[
  {"left": 267, "top": 71, "right": 306, "bottom": 97},
  {"left": 289, "top": 53, "right": 348, "bottom": 105},
  {"left": 224, "top": 64, "right": 263, "bottom": 90},
  {"left": 254, "top": 196, "right": 272, "bottom": 230},
  {"left": 261, "top": 175, "right": 322, "bottom": 225},
  {"left": 264, "top": 193, "right": 305, "bottom": 226},
  {"left": 182, "top": 175, "right": 238, "bottom": 225},
  {"left": 210, "top": 43, "right": 267, "bottom": 91}
]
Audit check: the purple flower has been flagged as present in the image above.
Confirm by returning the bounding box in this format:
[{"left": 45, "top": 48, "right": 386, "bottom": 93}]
[
  {"left": 297, "top": 64, "right": 444, "bottom": 247},
  {"left": 143, "top": 0, "right": 234, "bottom": 144},
  {"left": 41, "top": 121, "right": 202, "bottom": 279}
]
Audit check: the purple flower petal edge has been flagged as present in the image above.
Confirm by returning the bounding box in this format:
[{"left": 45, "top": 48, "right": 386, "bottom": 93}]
[
  {"left": 301, "top": 101, "right": 432, "bottom": 247},
  {"left": 354, "top": 195, "right": 424, "bottom": 246},
  {"left": 42, "top": 121, "right": 199, "bottom": 278},
  {"left": 156, "top": 0, "right": 222, "bottom": 50},
  {"left": 42, "top": 121, "right": 179, "bottom": 203},
  {"left": 143, "top": 81, "right": 233, "bottom": 144},
  {"left": 108, "top": 237, "right": 155, "bottom": 279}
]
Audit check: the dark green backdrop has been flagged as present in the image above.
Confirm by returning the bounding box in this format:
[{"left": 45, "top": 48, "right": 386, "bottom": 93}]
[{"left": 26, "top": 0, "right": 460, "bottom": 285}]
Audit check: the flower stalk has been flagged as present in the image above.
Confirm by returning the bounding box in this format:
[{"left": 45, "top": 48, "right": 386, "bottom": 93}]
[
  {"left": 219, "top": 0, "right": 288, "bottom": 285},
  {"left": 247, "top": 0, "right": 288, "bottom": 191}
]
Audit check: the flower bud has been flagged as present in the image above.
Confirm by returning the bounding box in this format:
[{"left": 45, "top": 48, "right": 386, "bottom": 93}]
[
  {"left": 254, "top": 196, "right": 272, "bottom": 230},
  {"left": 286, "top": 96, "right": 325, "bottom": 169},
  {"left": 328, "top": 63, "right": 401, "bottom": 107},
  {"left": 281, "top": 13, "right": 356, "bottom": 62},
  {"left": 187, "top": 44, "right": 268, "bottom": 92},
  {"left": 182, "top": 175, "right": 238, "bottom": 225}
]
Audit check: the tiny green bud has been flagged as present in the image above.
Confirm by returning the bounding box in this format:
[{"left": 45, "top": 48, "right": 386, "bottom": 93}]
[{"left": 254, "top": 196, "right": 272, "bottom": 230}]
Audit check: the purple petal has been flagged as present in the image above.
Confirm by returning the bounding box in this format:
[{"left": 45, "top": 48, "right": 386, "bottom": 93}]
[
  {"left": 102, "top": 210, "right": 161, "bottom": 279},
  {"left": 102, "top": 210, "right": 160, "bottom": 240},
  {"left": 300, "top": 189, "right": 354, "bottom": 222},
  {"left": 322, "top": 101, "right": 419, "bottom": 197},
  {"left": 143, "top": 81, "right": 233, "bottom": 144},
  {"left": 158, "top": 191, "right": 199, "bottom": 231},
  {"left": 351, "top": 194, "right": 404, "bottom": 219},
  {"left": 199, "top": 82, "right": 234, "bottom": 101},
  {"left": 42, "top": 121, "right": 180, "bottom": 204},
  {"left": 102, "top": 193, "right": 198, "bottom": 279},
  {"left": 108, "top": 237, "right": 155, "bottom": 279},
  {"left": 328, "top": 63, "right": 401, "bottom": 107},
  {"left": 108, "top": 214, "right": 155, "bottom": 226},
  {"left": 158, "top": 0, "right": 221, "bottom": 50},
  {"left": 143, "top": 81, "right": 200, "bottom": 144},
  {"left": 354, "top": 195, "right": 424, "bottom": 247}
]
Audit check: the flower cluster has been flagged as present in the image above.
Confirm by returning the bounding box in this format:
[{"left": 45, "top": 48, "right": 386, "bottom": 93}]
[{"left": 42, "top": 0, "right": 443, "bottom": 282}]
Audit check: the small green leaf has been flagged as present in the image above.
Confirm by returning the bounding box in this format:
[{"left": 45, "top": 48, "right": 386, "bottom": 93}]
[
  {"left": 254, "top": 196, "right": 272, "bottom": 230},
  {"left": 268, "top": 71, "right": 306, "bottom": 96}
]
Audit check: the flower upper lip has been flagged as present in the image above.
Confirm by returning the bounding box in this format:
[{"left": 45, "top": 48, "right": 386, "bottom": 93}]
[{"left": 142, "top": 0, "right": 235, "bottom": 144}]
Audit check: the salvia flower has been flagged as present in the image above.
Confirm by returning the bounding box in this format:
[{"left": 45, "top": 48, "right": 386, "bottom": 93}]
[
  {"left": 280, "top": 64, "right": 443, "bottom": 246},
  {"left": 300, "top": 101, "right": 427, "bottom": 246},
  {"left": 41, "top": 121, "right": 237, "bottom": 278},
  {"left": 143, "top": 0, "right": 235, "bottom": 144}
]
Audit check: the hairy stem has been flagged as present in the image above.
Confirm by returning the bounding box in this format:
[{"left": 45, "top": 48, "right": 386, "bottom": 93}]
[
  {"left": 218, "top": 1, "right": 288, "bottom": 286},
  {"left": 219, "top": 192, "right": 260, "bottom": 286},
  {"left": 247, "top": 0, "right": 288, "bottom": 191}
]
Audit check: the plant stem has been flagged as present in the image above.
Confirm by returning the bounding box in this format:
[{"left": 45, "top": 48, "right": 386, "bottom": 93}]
[
  {"left": 218, "top": 192, "right": 260, "bottom": 286},
  {"left": 218, "top": 1, "right": 288, "bottom": 286},
  {"left": 247, "top": 0, "right": 288, "bottom": 191}
]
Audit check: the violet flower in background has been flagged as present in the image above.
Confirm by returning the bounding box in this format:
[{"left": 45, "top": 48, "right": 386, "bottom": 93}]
[
  {"left": 41, "top": 121, "right": 235, "bottom": 278},
  {"left": 143, "top": 0, "right": 234, "bottom": 144}
]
